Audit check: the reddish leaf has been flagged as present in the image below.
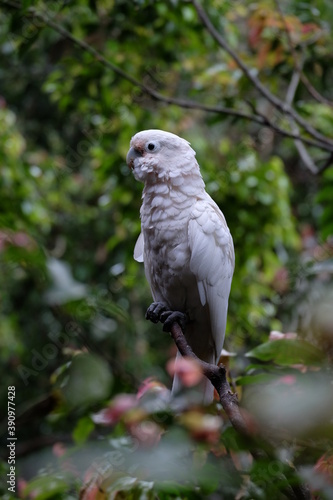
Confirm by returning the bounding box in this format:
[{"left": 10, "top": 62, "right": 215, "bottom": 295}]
[
  {"left": 314, "top": 452, "right": 333, "bottom": 484},
  {"left": 137, "top": 377, "right": 168, "bottom": 399},
  {"left": 167, "top": 356, "right": 203, "bottom": 387},
  {"left": 92, "top": 394, "right": 137, "bottom": 426}
]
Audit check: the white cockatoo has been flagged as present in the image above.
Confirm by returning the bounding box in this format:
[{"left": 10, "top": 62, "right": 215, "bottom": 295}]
[{"left": 127, "top": 129, "right": 234, "bottom": 403}]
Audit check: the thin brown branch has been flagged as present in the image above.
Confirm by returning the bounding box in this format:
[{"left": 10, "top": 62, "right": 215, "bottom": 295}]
[
  {"left": 170, "top": 322, "right": 251, "bottom": 436},
  {"left": 293, "top": 135, "right": 319, "bottom": 173},
  {"left": 286, "top": 67, "right": 302, "bottom": 106},
  {"left": 252, "top": 107, "right": 330, "bottom": 152},
  {"left": 317, "top": 152, "right": 333, "bottom": 174},
  {"left": 285, "top": 66, "right": 320, "bottom": 173},
  {"left": 300, "top": 73, "right": 333, "bottom": 108},
  {"left": 190, "top": 0, "right": 333, "bottom": 149}
]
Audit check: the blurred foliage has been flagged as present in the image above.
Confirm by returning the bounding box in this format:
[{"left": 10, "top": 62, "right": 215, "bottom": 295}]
[{"left": 0, "top": 0, "right": 333, "bottom": 498}]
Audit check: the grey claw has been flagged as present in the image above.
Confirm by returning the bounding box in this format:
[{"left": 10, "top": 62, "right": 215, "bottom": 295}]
[
  {"left": 145, "top": 302, "right": 168, "bottom": 323},
  {"left": 160, "top": 311, "right": 187, "bottom": 332}
]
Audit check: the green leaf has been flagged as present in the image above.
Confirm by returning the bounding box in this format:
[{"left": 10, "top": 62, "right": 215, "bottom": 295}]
[
  {"left": 23, "top": 474, "right": 69, "bottom": 499},
  {"left": 316, "top": 185, "right": 333, "bottom": 202},
  {"left": 22, "top": 0, "right": 34, "bottom": 8},
  {"left": 245, "top": 339, "right": 324, "bottom": 365},
  {"left": 72, "top": 415, "right": 94, "bottom": 445},
  {"left": 61, "top": 353, "right": 113, "bottom": 409}
]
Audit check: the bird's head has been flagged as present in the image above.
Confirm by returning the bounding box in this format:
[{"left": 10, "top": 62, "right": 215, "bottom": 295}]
[{"left": 126, "top": 129, "right": 200, "bottom": 184}]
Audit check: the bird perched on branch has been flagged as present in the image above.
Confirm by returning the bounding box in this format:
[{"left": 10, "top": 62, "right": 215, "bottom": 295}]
[{"left": 127, "top": 129, "right": 234, "bottom": 403}]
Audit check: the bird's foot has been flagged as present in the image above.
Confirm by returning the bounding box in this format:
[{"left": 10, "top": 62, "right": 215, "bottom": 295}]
[
  {"left": 160, "top": 310, "right": 188, "bottom": 333},
  {"left": 145, "top": 303, "right": 188, "bottom": 332},
  {"left": 145, "top": 302, "right": 168, "bottom": 324}
]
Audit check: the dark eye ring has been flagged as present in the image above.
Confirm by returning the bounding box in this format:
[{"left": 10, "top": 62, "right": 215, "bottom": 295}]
[{"left": 147, "top": 143, "right": 155, "bottom": 151}]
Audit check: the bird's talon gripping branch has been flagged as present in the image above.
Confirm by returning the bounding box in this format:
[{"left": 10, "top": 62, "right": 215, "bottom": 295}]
[
  {"left": 160, "top": 311, "right": 187, "bottom": 333},
  {"left": 145, "top": 302, "right": 168, "bottom": 323}
]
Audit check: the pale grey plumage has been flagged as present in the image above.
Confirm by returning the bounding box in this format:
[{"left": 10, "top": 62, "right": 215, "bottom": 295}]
[{"left": 127, "top": 129, "right": 234, "bottom": 403}]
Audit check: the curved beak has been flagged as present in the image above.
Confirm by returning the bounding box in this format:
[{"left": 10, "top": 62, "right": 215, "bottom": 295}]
[{"left": 126, "top": 147, "right": 141, "bottom": 170}]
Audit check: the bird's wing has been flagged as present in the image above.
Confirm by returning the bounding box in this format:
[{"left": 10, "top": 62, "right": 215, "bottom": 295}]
[
  {"left": 134, "top": 232, "right": 144, "bottom": 262},
  {"left": 188, "top": 197, "right": 234, "bottom": 360}
]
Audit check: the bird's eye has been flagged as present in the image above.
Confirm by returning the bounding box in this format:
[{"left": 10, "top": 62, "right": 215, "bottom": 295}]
[{"left": 145, "top": 140, "right": 160, "bottom": 153}]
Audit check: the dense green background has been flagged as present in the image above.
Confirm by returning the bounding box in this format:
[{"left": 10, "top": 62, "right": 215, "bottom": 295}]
[{"left": 0, "top": 0, "right": 333, "bottom": 498}]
